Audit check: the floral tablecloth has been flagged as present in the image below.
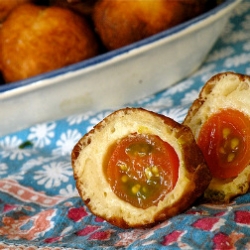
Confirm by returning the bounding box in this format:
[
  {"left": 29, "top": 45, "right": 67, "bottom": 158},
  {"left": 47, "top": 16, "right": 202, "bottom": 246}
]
[{"left": 1, "top": 1, "right": 250, "bottom": 249}]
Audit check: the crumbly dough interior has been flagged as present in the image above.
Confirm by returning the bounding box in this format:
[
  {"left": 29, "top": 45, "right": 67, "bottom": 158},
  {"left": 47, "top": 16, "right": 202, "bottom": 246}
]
[
  {"left": 184, "top": 72, "right": 250, "bottom": 203},
  {"left": 186, "top": 73, "right": 250, "bottom": 139},
  {"left": 73, "top": 109, "right": 198, "bottom": 226}
]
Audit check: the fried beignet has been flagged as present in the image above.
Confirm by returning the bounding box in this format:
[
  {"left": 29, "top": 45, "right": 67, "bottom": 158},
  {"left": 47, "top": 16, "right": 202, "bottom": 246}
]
[
  {"left": 0, "top": 0, "right": 34, "bottom": 22},
  {"left": 71, "top": 108, "right": 211, "bottom": 228},
  {"left": 0, "top": 3, "right": 99, "bottom": 83},
  {"left": 93, "top": 0, "right": 209, "bottom": 50},
  {"left": 183, "top": 72, "right": 250, "bottom": 203}
]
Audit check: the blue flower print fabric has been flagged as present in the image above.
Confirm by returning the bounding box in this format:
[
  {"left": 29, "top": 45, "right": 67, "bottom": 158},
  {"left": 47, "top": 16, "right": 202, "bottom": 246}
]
[{"left": 1, "top": 1, "right": 250, "bottom": 249}]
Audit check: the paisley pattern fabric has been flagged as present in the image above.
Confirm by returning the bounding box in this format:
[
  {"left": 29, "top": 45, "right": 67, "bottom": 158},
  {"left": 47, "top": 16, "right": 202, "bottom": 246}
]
[{"left": 1, "top": 1, "right": 250, "bottom": 249}]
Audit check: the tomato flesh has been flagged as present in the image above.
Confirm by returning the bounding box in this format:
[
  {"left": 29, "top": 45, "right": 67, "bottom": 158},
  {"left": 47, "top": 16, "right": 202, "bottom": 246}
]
[
  {"left": 197, "top": 109, "right": 250, "bottom": 179},
  {"left": 106, "top": 133, "right": 179, "bottom": 209}
]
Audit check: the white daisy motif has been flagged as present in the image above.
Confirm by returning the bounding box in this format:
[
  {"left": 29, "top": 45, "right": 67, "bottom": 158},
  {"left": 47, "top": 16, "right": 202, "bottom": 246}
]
[
  {"left": 223, "top": 30, "right": 250, "bottom": 44},
  {"left": 34, "top": 161, "right": 72, "bottom": 189},
  {"left": 181, "top": 89, "right": 200, "bottom": 106},
  {"left": 5, "top": 173, "right": 24, "bottom": 181},
  {"left": 59, "top": 184, "right": 79, "bottom": 197},
  {"left": 243, "top": 40, "right": 250, "bottom": 51},
  {"left": 194, "top": 64, "right": 216, "bottom": 80},
  {"left": 246, "top": 67, "right": 250, "bottom": 75},
  {"left": 200, "top": 71, "right": 218, "bottom": 84},
  {"left": 224, "top": 53, "right": 250, "bottom": 68},
  {"left": 235, "top": 3, "right": 250, "bottom": 17},
  {"left": 163, "top": 79, "right": 194, "bottom": 95},
  {"left": 242, "top": 14, "right": 250, "bottom": 30},
  {"left": 67, "top": 111, "right": 94, "bottom": 125},
  {"left": 220, "top": 22, "right": 234, "bottom": 41},
  {"left": 145, "top": 96, "right": 173, "bottom": 110},
  {"left": 87, "top": 111, "right": 112, "bottom": 132},
  {"left": 162, "top": 107, "right": 189, "bottom": 123},
  {"left": 206, "top": 46, "right": 235, "bottom": 62},
  {"left": 0, "top": 136, "right": 31, "bottom": 160},
  {"left": 142, "top": 105, "right": 164, "bottom": 114},
  {"left": 133, "top": 95, "right": 155, "bottom": 106},
  {"left": 53, "top": 129, "right": 82, "bottom": 156},
  {"left": 28, "top": 123, "right": 56, "bottom": 148},
  {"left": 22, "top": 156, "right": 59, "bottom": 172},
  {"left": 0, "top": 163, "right": 8, "bottom": 176}
]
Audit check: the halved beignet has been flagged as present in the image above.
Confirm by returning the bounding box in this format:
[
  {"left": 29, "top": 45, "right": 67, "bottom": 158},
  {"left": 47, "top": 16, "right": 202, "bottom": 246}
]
[
  {"left": 71, "top": 108, "right": 210, "bottom": 228},
  {"left": 183, "top": 72, "right": 250, "bottom": 203}
]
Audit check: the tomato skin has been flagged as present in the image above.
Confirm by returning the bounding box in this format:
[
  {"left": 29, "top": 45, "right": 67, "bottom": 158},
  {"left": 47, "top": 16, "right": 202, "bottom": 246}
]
[
  {"left": 197, "top": 109, "right": 250, "bottom": 179},
  {"left": 106, "top": 133, "right": 179, "bottom": 209}
]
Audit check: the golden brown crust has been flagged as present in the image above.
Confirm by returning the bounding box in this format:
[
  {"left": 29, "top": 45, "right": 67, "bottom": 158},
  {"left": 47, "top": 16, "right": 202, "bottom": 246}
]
[
  {"left": 0, "top": 0, "right": 34, "bottom": 22},
  {"left": 183, "top": 72, "right": 250, "bottom": 126},
  {"left": 0, "top": 3, "right": 99, "bottom": 83},
  {"left": 93, "top": 0, "right": 209, "bottom": 50},
  {"left": 72, "top": 107, "right": 211, "bottom": 228}
]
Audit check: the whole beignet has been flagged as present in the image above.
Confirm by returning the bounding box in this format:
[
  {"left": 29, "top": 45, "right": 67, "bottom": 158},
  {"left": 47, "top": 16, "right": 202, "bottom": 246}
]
[
  {"left": 71, "top": 108, "right": 211, "bottom": 228},
  {"left": 0, "top": 3, "right": 99, "bottom": 83},
  {"left": 93, "top": 0, "right": 209, "bottom": 50},
  {"left": 0, "top": 0, "right": 34, "bottom": 22}
]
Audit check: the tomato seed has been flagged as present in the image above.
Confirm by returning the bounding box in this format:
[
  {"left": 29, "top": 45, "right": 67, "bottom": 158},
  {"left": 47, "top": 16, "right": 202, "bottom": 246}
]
[
  {"left": 222, "top": 128, "right": 231, "bottom": 139},
  {"left": 121, "top": 175, "right": 128, "bottom": 183},
  {"left": 151, "top": 166, "right": 159, "bottom": 176},
  {"left": 142, "top": 186, "right": 148, "bottom": 193},
  {"left": 119, "top": 163, "right": 127, "bottom": 171},
  {"left": 132, "top": 184, "right": 141, "bottom": 194},
  {"left": 231, "top": 138, "right": 239, "bottom": 150},
  {"left": 145, "top": 167, "right": 153, "bottom": 180},
  {"left": 227, "top": 153, "right": 235, "bottom": 162}
]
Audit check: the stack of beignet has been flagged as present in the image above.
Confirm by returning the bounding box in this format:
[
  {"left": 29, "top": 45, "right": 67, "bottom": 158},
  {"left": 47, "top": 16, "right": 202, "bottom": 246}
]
[
  {"left": 72, "top": 108, "right": 211, "bottom": 228},
  {"left": 183, "top": 72, "right": 250, "bottom": 203}
]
